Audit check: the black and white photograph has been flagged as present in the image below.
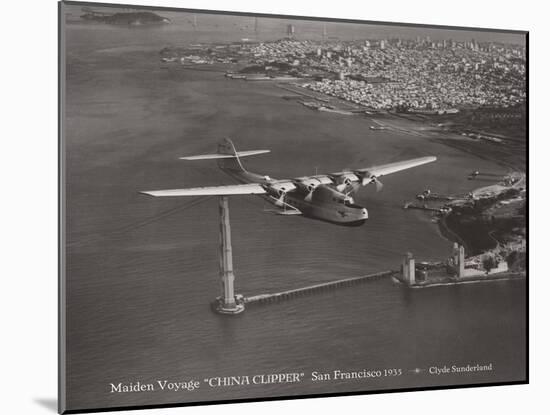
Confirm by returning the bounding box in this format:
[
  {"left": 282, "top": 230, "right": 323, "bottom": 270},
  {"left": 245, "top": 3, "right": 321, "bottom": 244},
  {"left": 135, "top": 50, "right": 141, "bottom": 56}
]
[{"left": 58, "top": 1, "right": 527, "bottom": 413}]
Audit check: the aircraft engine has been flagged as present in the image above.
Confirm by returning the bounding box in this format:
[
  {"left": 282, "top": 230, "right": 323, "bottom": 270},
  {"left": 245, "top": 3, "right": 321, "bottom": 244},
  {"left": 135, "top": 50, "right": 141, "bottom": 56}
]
[
  {"left": 355, "top": 170, "right": 383, "bottom": 192},
  {"left": 296, "top": 178, "right": 324, "bottom": 202},
  {"left": 332, "top": 173, "right": 360, "bottom": 192},
  {"left": 268, "top": 181, "right": 296, "bottom": 195},
  {"left": 266, "top": 181, "right": 296, "bottom": 207}
]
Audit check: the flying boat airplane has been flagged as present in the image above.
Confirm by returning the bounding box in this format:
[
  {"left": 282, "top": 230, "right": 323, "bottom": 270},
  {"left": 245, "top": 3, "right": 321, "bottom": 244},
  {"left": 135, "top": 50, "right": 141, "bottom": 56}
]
[{"left": 141, "top": 138, "right": 437, "bottom": 226}]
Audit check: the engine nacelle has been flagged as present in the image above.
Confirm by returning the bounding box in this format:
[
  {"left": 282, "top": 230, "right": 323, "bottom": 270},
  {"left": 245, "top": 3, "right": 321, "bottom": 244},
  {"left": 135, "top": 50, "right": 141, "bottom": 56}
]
[
  {"left": 295, "top": 177, "right": 323, "bottom": 193},
  {"left": 268, "top": 181, "right": 296, "bottom": 196},
  {"left": 333, "top": 172, "right": 360, "bottom": 186},
  {"left": 357, "top": 170, "right": 383, "bottom": 191},
  {"left": 331, "top": 172, "right": 360, "bottom": 192}
]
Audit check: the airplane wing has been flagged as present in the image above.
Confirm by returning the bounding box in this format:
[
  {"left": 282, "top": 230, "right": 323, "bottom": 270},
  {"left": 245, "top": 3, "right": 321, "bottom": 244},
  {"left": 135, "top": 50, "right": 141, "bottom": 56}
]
[
  {"left": 140, "top": 183, "right": 266, "bottom": 197},
  {"left": 356, "top": 156, "right": 437, "bottom": 177}
]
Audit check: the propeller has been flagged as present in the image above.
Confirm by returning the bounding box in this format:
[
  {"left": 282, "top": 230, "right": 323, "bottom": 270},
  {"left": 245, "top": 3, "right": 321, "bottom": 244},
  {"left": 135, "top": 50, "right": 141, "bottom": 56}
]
[
  {"left": 304, "top": 184, "right": 316, "bottom": 202},
  {"left": 357, "top": 171, "right": 384, "bottom": 192},
  {"left": 346, "top": 182, "right": 362, "bottom": 195},
  {"left": 371, "top": 176, "right": 384, "bottom": 192},
  {"left": 275, "top": 187, "right": 288, "bottom": 207},
  {"left": 336, "top": 177, "right": 353, "bottom": 193},
  {"left": 265, "top": 181, "right": 297, "bottom": 211}
]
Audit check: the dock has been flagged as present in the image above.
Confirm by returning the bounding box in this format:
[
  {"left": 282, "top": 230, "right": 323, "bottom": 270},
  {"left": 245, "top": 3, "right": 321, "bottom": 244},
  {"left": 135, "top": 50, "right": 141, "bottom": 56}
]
[
  {"left": 244, "top": 270, "right": 396, "bottom": 305},
  {"left": 403, "top": 202, "right": 444, "bottom": 212},
  {"left": 417, "top": 193, "right": 457, "bottom": 201}
]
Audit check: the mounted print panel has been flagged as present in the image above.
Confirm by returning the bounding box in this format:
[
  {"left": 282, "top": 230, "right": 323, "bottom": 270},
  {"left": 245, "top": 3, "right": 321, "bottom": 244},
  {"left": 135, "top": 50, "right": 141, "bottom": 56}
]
[{"left": 59, "top": 1, "right": 527, "bottom": 413}]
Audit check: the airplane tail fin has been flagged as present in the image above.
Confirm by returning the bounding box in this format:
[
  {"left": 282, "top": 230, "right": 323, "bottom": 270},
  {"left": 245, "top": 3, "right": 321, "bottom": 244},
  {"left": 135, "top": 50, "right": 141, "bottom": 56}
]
[
  {"left": 179, "top": 138, "right": 270, "bottom": 173},
  {"left": 216, "top": 137, "right": 246, "bottom": 173}
]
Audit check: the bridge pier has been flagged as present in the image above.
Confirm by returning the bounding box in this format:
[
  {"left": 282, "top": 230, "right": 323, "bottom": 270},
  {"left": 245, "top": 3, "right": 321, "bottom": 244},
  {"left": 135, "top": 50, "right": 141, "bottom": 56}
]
[{"left": 213, "top": 196, "right": 245, "bottom": 315}]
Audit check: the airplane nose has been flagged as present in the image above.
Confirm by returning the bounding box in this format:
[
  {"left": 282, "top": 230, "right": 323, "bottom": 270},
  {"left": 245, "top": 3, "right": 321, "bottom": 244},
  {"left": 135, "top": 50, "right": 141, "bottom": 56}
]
[{"left": 362, "top": 208, "right": 368, "bottom": 219}]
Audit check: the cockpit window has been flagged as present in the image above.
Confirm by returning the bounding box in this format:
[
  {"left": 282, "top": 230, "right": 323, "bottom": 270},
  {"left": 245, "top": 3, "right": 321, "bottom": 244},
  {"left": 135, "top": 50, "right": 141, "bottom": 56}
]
[{"left": 335, "top": 197, "right": 353, "bottom": 206}]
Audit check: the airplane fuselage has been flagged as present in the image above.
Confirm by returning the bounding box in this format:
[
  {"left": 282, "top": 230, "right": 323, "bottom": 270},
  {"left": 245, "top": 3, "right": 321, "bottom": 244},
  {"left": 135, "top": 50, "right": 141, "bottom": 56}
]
[
  {"left": 221, "top": 166, "right": 369, "bottom": 226},
  {"left": 281, "top": 188, "right": 369, "bottom": 226}
]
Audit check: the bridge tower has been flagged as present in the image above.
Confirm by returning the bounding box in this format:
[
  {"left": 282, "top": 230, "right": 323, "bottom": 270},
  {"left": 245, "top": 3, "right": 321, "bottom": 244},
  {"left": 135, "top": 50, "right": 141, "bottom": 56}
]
[
  {"left": 452, "top": 243, "right": 465, "bottom": 278},
  {"left": 214, "top": 196, "right": 245, "bottom": 314},
  {"left": 401, "top": 252, "right": 416, "bottom": 285}
]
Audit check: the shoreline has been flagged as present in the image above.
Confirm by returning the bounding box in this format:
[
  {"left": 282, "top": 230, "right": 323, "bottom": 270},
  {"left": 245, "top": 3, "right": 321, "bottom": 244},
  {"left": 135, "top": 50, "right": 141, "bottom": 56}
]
[
  {"left": 392, "top": 272, "right": 525, "bottom": 289},
  {"left": 437, "top": 214, "right": 471, "bottom": 254},
  {"left": 164, "top": 62, "right": 526, "bottom": 169},
  {"left": 274, "top": 79, "right": 525, "bottom": 170}
]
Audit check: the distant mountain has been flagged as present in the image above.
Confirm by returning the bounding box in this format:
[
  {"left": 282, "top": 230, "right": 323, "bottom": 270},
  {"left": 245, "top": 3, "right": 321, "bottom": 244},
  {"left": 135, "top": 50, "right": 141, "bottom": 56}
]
[{"left": 81, "top": 11, "right": 171, "bottom": 25}]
